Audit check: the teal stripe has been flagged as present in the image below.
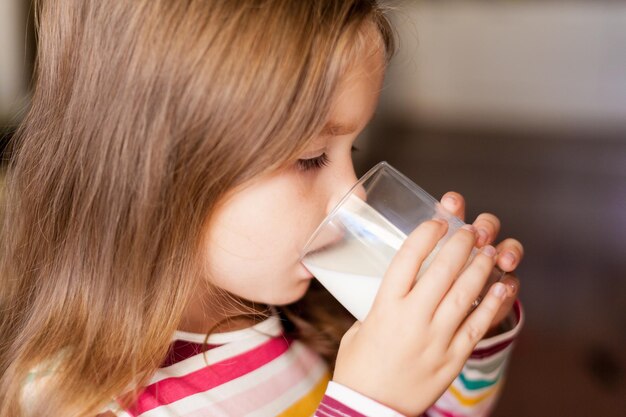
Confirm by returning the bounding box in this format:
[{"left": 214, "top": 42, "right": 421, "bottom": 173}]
[{"left": 458, "top": 368, "right": 502, "bottom": 390}]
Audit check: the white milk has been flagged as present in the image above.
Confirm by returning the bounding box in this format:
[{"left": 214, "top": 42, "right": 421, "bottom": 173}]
[{"left": 302, "top": 195, "right": 443, "bottom": 321}]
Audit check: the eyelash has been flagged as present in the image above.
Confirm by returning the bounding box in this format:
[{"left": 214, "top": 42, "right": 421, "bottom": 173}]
[{"left": 296, "top": 146, "right": 359, "bottom": 172}]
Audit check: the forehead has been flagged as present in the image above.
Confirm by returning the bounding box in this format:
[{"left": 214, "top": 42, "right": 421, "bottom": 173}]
[{"left": 324, "top": 43, "right": 386, "bottom": 137}]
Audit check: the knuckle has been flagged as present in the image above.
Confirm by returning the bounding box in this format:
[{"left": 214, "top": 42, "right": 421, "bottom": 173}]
[
  {"left": 445, "top": 191, "right": 463, "bottom": 202},
  {"left": 401, "top": 236, "right": 420, "bottom": 253},
  {"left": 427, "top": 218, "right": 448, "bottom": 231},
  {"left": 483, "top": 293, "right": 502, "bottom": 314},
  {"left": 475, "top": 253, "right": 495, "bottom": 273},
  {"left": 457, "top": 229, "right": 477, "bottom": 245},
  {"left": 428, "top": 260, "right": 454, "bottom": 277},
  {"left": 502, "top": 238, "right": 524, "bottom": 253},
  {"left": 401, "top": 237, "right": 428, "bottom": 258},
  {"left": 477, "top": 213, "right": 501, "bottom": 230},
  {"left": 498, "top": 240, "right": 525, "bottom": 263},
  {"left": 452, "top": 290, "right": 469, "bottom": 311},
  {"left": 407, "top": 221, "right": 445, "bottom": 247},
  {"left": 412, "top": 219, "right": 441, "bottom": 237},
  {"left": 465, "top": 322, "right": 483, "bottom": 345}
]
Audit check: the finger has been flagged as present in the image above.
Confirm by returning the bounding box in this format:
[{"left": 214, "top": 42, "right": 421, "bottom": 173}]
[
  {"left": 472, "top": 213, "right": 501, "bottom": 248},
  {"left": 440, "top": 191, "right": 466, "bottom": 221},
  {"left": 487, "top": 273, "right": 520, "bottom": 332},
  {"left": 375, "top": 219, "right": 448, "bottom": 303},
  {"left": 431, "top": 244, "right": 498, "bottom": 340},
  {"left": 408, "top": 224, "right": 477, "bottom": 315},
  {"left": 495, "top": 238, "right": 525, "bottom": 272},
  {"left": 449, "top": 282, "right": 508, "bottom": 355}
]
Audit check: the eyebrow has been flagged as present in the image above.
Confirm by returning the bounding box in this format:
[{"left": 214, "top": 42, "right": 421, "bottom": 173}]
[{"left": 320, "top": 121, "right": 360, "bottom": 136}]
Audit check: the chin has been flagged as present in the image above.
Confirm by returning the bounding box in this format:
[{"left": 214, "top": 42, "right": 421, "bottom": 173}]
[{"left": 267, "top": 279, "right": 312, "bottom": 306}]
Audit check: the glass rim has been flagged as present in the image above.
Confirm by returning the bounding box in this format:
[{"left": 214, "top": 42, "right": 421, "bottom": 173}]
[{"left": 298, "top": 161, "right": 441, "bottom": 260}]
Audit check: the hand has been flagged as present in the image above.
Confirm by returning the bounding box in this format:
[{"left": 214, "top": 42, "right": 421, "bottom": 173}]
[
  {"left": 439, "top": 191, "right": 523, "bottom": 332},
  {"left": 333, "top": 219, "right": 509, "bottom": 415}
]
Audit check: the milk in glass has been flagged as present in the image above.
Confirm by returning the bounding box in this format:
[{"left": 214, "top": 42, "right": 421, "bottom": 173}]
[{"left": 301, "top": 194, "right": 443, "bottom": 321}]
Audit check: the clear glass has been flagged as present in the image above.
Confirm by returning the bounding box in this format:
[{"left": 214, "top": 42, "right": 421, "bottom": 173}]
[{"left": 299, "top": 161, "right": 504, "bottom": 322}]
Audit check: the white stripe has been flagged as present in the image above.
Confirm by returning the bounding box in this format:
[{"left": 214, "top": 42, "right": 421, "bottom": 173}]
[
  {"left": 461, "top": 359, "right": 505, "bottom": 381},
  {"left": 316, "top": 402, "right": 349, "bottom": 417},
  {"left": 317, "top": 401, "right": 352, "bottom": 417},
  {"left": 139, "top": 341, "right": 324, "bottom": 417},
  {"left": 323, "top": 382, "right": 405, "bottom": 417},
  {"left": 243, "top": 354, "right": 328, "bottom": 417},
  {"left": 172, "top": 315, "right": 282, "bottom": 345}
]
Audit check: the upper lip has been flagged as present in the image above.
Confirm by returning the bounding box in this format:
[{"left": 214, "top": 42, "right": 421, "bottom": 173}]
[{"left": 301, "top": 224, "right": 346, "bottom": 258}]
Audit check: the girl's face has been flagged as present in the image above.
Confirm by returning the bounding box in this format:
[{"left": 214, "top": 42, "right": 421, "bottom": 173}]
[{"left": 202, "top": 46, "right": 385, "bottom": 306}]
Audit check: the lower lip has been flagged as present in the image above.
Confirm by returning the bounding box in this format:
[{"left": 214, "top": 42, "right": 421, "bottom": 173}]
[{"left": 298, "top": 262, "right": 315, "bottom": 280}]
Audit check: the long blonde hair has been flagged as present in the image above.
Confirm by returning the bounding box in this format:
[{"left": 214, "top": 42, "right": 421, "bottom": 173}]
[{"left": 0, "top": 1, "right": 395, "bottom": 416}]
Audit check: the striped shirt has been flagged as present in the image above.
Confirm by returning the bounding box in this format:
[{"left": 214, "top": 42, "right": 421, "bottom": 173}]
[{"left": 25, "top": 302, "right": 523, "bottom": 417}]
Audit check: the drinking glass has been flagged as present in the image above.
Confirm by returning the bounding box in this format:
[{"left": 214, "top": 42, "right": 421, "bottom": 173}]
[{"left": 299, "top": 161, "right": 504, "bottom": 321}]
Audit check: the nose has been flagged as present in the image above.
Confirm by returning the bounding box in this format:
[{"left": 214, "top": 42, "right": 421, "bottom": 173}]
[{"left": 324, "top": 166, "right": 366, "bottom": 215}]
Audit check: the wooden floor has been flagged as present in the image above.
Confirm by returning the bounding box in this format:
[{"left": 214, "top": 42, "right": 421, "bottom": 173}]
[{"left": 355, "top": 122, "right": 626, "bottom": 416}]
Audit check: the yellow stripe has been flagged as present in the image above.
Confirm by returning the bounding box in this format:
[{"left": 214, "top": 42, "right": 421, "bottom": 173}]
[
  {"left": 275, "top": 371, "right": 331, "bottom": 417},
  {"left": 448, "top": 382, "right": 499, "bottom": 407}
]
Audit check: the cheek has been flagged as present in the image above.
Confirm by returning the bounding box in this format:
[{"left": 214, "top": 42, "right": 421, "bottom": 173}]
[
  {"left": 201, "top": 175, "right": 323, "bottom": 300},
  {"left": 203, "top": 206, "right": 285, "bottom": 282},
  {"left": 202, "top": 212, "right": 310, "bottom": 304}
]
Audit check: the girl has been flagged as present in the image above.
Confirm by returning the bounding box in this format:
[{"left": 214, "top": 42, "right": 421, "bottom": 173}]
[{"left": 0, "top": 1, "right": 524, "bottom": 416}]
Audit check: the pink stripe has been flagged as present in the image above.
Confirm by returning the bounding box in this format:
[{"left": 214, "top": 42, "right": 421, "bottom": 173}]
[
  {"left": 161, "top": 340, "right": 222, "bottom": 367},
  {"left": 183, "top": 344, "right": 324, "bottom": 417},
  {"left": 470, "top": 339, "right": 514, "bottom": 359},
  {"left": 127, "top": 337, "right": 292, "bottom": 415},
  {"left": 429, "top": 404, "right": 463, "bottom": 417}
]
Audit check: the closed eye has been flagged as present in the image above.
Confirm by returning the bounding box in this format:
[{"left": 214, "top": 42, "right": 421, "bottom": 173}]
[{"left": 296, "top": 145, "right": 359, "bottom": 172}]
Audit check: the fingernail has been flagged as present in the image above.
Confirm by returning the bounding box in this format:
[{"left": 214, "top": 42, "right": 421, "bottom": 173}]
[
  {"left": 461, "top": 224, "right": 476, "bottom": 233},
  {"left": 444, "top": 195, "right": 457, "bottom": 205},
  {"left": 477, "top": 228, "right": 488, "bottom": 246},
  {"left": 482, "top": 245, "right": 497, "bottom": 257},
  {"left": 503, "top": 252, "right": 516, "bottom": 265},
  {"left": 506, "top": 281, "right": 518, "bottom": 296},
  {"left": 492, "top": 283, "right": 506, "bottom": 299}
]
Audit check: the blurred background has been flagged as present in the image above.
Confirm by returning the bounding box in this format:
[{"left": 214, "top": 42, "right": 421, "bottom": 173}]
[{"left": 1, "top": 1, "right": 625, "bottom": 416}]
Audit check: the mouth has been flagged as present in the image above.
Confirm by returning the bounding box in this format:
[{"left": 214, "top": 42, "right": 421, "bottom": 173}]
[
  {"left": 297, "top": 261, "right": 315, "bottom": 279},
  {"left": 300, "top": 223, "right": 346, "bottom": 259}
]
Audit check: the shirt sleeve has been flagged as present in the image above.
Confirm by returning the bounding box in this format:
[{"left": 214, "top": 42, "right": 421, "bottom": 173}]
[
  {"left": 317, "top": 300, "right": 524, "bottom": 417},
  {"left": 315, "top": 381, "right": 407, "bottom": 417}
]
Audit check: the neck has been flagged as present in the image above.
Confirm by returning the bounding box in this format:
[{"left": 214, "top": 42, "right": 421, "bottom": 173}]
[{"left": 178, "top": 285, "right": 271, "bottom": 334}]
